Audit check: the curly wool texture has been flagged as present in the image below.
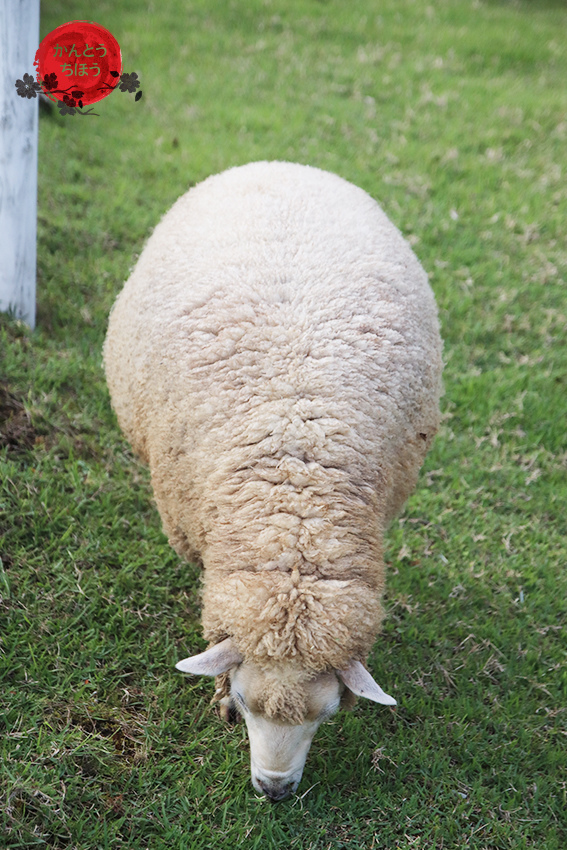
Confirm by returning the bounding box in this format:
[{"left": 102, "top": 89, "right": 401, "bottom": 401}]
[
  {"left": 202, "top": 569, "right": 382, "bottom": 671},
  {"left": 104, "top": 161, "right": 443, "bottom": 686}
]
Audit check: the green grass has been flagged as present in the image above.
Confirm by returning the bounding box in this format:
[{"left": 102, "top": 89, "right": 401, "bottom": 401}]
[{"left": 2, "top": 0, "right": 566, "bottom": 846}]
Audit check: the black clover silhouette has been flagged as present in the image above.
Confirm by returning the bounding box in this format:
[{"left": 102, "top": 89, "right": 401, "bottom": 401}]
[
  {"left": 42, "top": 72, "right": 58, "bottom": 92},
  {"left": 118, "top": 72, "right": 139, "bottom": 93},
  {"left": 106, "top": 70, "right": 143, "bottom": 101},
  {"left": 58, "top": 98, "right": 77, "bottom": 116},
  {"left": 15, "top": 73, "right": 41, "bottom": 99},
  {"left": 57, "top": 92, "right": 92, "bottom": 116}
]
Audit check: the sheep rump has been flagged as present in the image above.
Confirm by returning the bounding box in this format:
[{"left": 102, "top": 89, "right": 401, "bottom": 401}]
[{"left": 104, "top": 161, "right": 443, "bottom": 687}]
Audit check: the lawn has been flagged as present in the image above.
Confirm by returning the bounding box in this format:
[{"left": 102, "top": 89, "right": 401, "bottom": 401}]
[{"left": 1, "top": 0, "right": 566, "bottom": 847}]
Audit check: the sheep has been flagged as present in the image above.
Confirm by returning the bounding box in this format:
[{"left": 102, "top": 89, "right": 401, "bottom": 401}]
[{"left": 103, "top": 160, "right": 443, "bottom": 801}]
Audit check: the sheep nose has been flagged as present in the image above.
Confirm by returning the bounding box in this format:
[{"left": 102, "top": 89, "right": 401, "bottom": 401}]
[{"left": 256, "top": 777, "right": 294, "bottom": 802}]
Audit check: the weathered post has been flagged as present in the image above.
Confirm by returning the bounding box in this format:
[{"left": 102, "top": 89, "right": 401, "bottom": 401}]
[{"left": 0, "top": 0, "right": 40, "bottom": 330}]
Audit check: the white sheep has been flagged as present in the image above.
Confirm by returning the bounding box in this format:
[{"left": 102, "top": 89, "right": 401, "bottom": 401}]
[{"left": 104, "top": 161, "right": 443, "bottom": 800}]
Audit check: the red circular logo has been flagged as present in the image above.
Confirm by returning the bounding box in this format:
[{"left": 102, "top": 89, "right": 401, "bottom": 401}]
[{"left": 34, "top": 21, "right": 122, "bottom": 106}]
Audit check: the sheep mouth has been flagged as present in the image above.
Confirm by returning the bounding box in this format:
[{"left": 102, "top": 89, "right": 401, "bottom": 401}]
[{"left": 252, "top": 771, "right": 299, "bottom": 802}]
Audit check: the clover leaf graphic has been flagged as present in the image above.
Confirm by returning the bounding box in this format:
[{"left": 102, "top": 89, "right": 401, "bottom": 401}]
[{"left": 15, "top": 73, "right": 42, "bottom": 99}]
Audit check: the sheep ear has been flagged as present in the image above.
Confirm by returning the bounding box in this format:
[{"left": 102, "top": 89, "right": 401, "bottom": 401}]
[
  {"left": 175, "top": 638, "right": 243, "bottom": 676},
  {"left": 337, "top": 660, "right": 397, "bottom": 706}
]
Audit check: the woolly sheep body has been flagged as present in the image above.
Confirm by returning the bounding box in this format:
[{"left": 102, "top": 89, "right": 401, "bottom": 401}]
[{"left": 104, "top": 161, "right": 443, "bottom": 796}]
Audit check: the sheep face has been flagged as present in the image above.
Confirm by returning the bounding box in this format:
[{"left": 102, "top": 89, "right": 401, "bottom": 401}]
[
  {"left": 229, "top": 663, "right": 342, "bottom": 801},
  {"left": 176, "top": 638, "right": 397, "bottom": 801}
]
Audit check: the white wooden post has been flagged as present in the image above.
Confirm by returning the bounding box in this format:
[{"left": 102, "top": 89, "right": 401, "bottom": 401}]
[{"left": 0, "top": 0, "right": 40, "bottom": 330}]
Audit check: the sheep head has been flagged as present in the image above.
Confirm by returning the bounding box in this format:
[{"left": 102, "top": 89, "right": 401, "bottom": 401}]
[{"left": 176, "top": 638, "right": 395, "bottom": 801}]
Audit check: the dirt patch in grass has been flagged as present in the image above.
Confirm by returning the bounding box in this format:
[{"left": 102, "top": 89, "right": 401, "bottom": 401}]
[
  {"left": 0, "top": 384, "right": 39, "bottom": 453},
  {"left": 47, "top": 701, "right": 149, "bottom": 765},
  {"left": 0, "top": 380, "right": 110, "bottom": 462}
]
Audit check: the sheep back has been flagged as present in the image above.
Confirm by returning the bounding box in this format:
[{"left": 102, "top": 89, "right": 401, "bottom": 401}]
[{"left": 104, "top": 161, "right": 443, "bottom": 672}]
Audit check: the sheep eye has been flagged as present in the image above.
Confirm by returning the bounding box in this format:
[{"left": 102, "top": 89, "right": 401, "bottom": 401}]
[{"left": 233, "top": 691, "right": 247, "bottom": 710}]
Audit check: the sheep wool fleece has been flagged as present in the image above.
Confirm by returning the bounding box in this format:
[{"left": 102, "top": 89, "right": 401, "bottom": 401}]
[{"left": 104, "top": 160, "right": 443, "bottom": 679}]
